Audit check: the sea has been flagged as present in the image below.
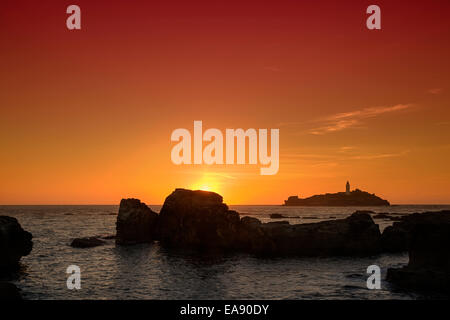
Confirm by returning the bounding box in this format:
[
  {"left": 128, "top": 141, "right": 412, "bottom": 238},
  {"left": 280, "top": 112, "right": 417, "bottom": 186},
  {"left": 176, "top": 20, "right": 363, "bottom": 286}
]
[{"left": 1, "top": 204, "right": 449, "bottom": 300}]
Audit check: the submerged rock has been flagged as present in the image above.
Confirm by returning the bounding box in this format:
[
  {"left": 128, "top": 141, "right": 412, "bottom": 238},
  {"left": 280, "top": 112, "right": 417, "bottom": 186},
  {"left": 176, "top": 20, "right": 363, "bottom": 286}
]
[
  {"left": 372, "top": 213, "right": 390, "bottom": 219},
  {"left": 0, "top": 216, "right": 33, "bottom": 270},
  {"left": 270, "top": 213, "right": 288, "bottom": 219},
  {"left": 387, "top": 223, "right": 450, "bottom": 293},
  {"left": 0, "top": 282, "right": 22, "bottom": 300},
  {"left": 116, "top": 198, "right": 159, "bottom": 245},
  {"left": 70, "top": 237, "right": 106, "bottom": 248}
]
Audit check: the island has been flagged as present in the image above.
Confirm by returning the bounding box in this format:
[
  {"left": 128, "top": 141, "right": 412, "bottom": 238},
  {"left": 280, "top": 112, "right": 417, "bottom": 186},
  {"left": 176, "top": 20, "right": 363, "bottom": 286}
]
[{"left": 283, "top": 181, "right": 390, "bottom": 206}]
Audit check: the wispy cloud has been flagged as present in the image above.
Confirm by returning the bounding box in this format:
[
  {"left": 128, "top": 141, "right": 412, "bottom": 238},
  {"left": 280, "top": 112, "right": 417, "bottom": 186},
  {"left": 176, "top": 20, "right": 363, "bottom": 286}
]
[
  {"left": 339, "top": 146, "right": 356, "bottom": 153},
  {"left": 428, "top": 88, "right": 443, "bottom": 95},
  {"left": 281, "top": 148, "right": 409, "bottom": 168},
  {"left": 309, "top": 104, "right": 412, "bottom": 135},
  {"left": 347, "top": 150, "right": 410, "bottom": 160}
]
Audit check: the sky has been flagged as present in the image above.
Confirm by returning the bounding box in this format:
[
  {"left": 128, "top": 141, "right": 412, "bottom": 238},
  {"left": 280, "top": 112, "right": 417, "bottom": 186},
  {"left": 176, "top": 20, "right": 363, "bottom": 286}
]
[{"left": 1, "top": 0, "right": 450, "bottom": 205}]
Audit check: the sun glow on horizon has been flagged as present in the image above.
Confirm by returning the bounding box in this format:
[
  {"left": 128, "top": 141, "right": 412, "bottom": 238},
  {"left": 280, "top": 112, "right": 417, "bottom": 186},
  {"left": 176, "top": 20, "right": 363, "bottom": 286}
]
[
  {"left": 189, "top": 172, "right": 224, "bottom": 194},
  {"left": 194, "top": 185, "right": 212, "bottom": 192}
]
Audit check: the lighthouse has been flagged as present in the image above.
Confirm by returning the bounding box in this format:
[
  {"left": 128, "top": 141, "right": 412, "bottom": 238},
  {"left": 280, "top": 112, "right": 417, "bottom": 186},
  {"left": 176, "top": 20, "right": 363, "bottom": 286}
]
[{"left": 346, "top": 181, "right": 350, "bottom": 195}]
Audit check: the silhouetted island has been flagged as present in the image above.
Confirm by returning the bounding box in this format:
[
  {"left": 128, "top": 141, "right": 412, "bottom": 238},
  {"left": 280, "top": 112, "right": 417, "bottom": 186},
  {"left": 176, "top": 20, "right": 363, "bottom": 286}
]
[{"left": 283, "top": 182, "right": 390, "bottom": 206}]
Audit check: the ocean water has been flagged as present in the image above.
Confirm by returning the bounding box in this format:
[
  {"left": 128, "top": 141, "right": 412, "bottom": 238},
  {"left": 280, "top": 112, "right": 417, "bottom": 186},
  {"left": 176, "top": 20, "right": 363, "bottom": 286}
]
[{"left": 1, "top": 204, "right": 449, "bottom": 300}]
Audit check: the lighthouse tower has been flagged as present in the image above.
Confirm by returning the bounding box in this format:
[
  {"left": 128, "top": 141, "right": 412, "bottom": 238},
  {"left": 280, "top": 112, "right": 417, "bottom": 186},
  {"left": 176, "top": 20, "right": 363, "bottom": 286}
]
[{"left": 346, "top": 181, "right": 350, "bottom": 195}]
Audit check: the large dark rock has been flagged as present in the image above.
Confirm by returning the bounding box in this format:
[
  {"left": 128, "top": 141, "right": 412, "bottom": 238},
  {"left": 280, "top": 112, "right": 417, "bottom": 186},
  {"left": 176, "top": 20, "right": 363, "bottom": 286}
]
[
  {"left": 158, "top": 189, "right": 240, "bottom": 250},
  {"left": 0, "top": 282, "right": 22, "bottom": 300},
  {"left": 116, "top": 198, "right": 159, "bottom": 245},
  {"left": 0, "top": 216, "right": 33, "bottom": 270},
  {"left": 387, "top": 223, "right": 450, "bottom": 293},
  {"left": 70, "top": 237, "right": 106, "bottom": 248},
  {"left": 381, "top": 210, "right": 450, "bottom": 252}
]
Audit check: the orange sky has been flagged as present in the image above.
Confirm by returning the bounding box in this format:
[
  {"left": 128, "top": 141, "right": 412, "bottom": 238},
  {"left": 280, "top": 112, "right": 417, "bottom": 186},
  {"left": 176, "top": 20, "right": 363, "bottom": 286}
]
[{"left": 1, "top": 0, "right": 450, "bottom": 205}]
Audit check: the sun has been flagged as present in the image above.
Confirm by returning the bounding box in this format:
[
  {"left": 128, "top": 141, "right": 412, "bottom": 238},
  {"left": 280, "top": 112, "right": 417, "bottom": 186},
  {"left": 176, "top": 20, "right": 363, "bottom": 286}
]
[
  {"left": 190, "top": 174, "right": 221, "bottom": 193},
  {"left": 196, "top": 185, "right": 212, "bottom": 192},
  {"left": 191, "top": 182, "right": 216, "bottom": 192}
]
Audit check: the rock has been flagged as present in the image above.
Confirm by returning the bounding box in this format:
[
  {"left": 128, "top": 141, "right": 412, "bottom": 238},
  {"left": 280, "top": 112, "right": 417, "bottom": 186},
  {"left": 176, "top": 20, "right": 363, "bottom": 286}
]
[
  {"left": 0, "top": 216, "right": 33, "bottom": 270},
  {"left": 70, "top": 237, "right": 106, "bottom": 248},
  {"left": 270, "top": 213, "right": 288, "bottom": 219},
  {"left": 373, "top": 213, "right": 390, "bottom": 219},
  {"left": 119, "top": 191, "right": 382, "bottom": 257},
  {"left": 387, "top": 223, "right": 450, "bottom": 293},
  {"left": 381, "top": 224, "right": 409, "bottom": 252},
  {"left": 354, "top": 210, "right": 376, "bottom": 214},
  {"left": 284, "top": 189, "right": 389, "bottom": 206},
  {"left": 258, "top": 211, "right": 381, "bottom": 256},
  {"left": 0, "top": 282, "right": 22, "bottom": 300},
  {"left": 158, "top": 189, "right": 240, "bottom": 250},
  {"left": 381, "top": 210, "right": 450, "bottom": 252},
  {"left": 100, "top": 234, "right": 116, "bottom": 240},
  {"left": 236, "top": 217, "right": 276, "bottom": 254},
  {"left": 266, "top": 221, "right": 290, "bottom": 225},
  {"left": 116, "top": 198, "right": 159, "bottom": 245}
]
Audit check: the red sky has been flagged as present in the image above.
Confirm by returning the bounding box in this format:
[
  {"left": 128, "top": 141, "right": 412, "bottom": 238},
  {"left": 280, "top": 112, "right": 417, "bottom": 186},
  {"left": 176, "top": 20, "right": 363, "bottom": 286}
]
[{"left": 1, "top": 0, "right": 450, "bottom": 204}]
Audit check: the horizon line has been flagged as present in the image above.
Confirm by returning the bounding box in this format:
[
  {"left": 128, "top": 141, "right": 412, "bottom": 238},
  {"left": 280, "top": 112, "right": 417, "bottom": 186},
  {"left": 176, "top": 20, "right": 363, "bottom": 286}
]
[{"left": 1, "top": 203, "right": 450, "bottom": 206}]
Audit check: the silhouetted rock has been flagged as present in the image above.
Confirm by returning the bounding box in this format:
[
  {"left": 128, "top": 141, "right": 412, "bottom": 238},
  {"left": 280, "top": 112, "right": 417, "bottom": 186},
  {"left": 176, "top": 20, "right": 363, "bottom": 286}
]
[
  {"left": 70, "top": 237, "right": 106, "bottom": 248},
  {"left": 100, "top": 234, "right": 116, "bottom": 240},
  {"left": 0, "top": 282, "right": 21, "bottom": 300},
  {"left": 119, "top": 190, "right": 383, "bottom": 257},
  {"left": 236, "top": 217, "right": 276, "bottom": 253},
  {"left": 257, "top": 211, "right": 381, "bottom": 256},
  {"left": 381, "top": 210, "right": 450, "bottom": 252},
  {"left": 158, "top": 189, "right": 240, "bottom": 250},
  {"left": 270, "top": 213, "right": 288, "bottom": 219},
  {"left": 157, "top": 190, "right": 381, "bottom": 255},
  {"left": 0, "top": 216, "right": 33, "bottom": 270},
  {"left": 387, "top": 223, "right": 450, "bottom": 293},
  {"left": 381, "top": 225, "right": 409, "bottom": 252},
  {"left": 373, "top": 213, "right": 390, "bottom": 219},
  {"left": 284, "top": 190, "right": 389, "bottom": 206},
  {"left": 116, "top": 198, "right": 159, "bottom": 245}
]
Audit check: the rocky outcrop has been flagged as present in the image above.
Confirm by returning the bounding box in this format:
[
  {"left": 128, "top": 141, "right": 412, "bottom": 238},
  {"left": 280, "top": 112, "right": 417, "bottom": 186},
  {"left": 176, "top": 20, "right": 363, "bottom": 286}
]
[
  {"left": 284, "top": 189, "right": 390, "bottom": 206},
  {"left": 152, "top": 189, "right": 382, "bottom": 256},
  {"left": 387, "top": 223, "right": 450, "bottom": 293},
  {"left": 0, "top": 216, "right": 33, "bottom": 270},
  {"left": 158, "top": 189, "right": 240, "bottom": 250},
  {"left": 70, "top": 237, "right": 106, "bottom": 248},
  {"left": 0, "top": 282, "right": 22, "bottom": 300},
  {"left": 256, "top": 211, "right": 381, "bottom": 256},
  {"left": 381, "top": 210, "right": 450, "bottom": 252},
  {"left": 116, "top": 198, "right": 159, "bottom": 245}
]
